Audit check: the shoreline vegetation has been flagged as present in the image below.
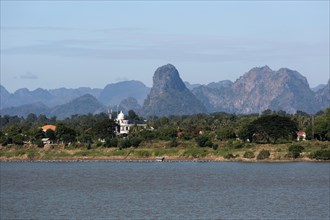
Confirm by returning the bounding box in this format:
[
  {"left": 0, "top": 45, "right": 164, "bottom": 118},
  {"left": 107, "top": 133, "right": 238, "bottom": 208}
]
[
  {"left": 1, "top": 109, "right": 329, "bottom": 163},
  {"left": 1, "top": 140, "right": 329, "bottom": 162}
]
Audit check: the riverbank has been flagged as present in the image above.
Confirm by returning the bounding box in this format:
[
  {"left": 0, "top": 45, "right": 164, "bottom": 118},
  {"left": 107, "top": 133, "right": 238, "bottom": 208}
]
[{"left": 1, "top": 140, "right": 329, "bottom": 162}]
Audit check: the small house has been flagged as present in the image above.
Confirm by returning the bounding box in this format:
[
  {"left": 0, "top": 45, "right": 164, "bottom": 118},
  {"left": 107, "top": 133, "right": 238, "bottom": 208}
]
[{"left": 296, "top": 131, "right": 306, "bottom": 141}]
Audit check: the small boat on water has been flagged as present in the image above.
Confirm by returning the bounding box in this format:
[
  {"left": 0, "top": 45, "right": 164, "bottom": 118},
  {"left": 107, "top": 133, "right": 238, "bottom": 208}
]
[{"left": 155, "top": 157, "right": 165, "bottom": 162}]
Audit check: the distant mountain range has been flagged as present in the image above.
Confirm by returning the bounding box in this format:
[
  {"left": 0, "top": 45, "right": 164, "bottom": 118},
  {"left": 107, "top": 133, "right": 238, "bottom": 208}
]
[
  {"left": 192, "top": 66, "right": 326, "bottom": 114},
  {"left": 0, "top": 64, "right": 329, "bottom": 118}
]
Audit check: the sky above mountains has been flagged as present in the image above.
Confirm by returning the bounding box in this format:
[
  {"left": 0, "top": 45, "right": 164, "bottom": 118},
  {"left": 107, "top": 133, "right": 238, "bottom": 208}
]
[{"left": 1, "top": 1, "right": 329, "bottom": 92}]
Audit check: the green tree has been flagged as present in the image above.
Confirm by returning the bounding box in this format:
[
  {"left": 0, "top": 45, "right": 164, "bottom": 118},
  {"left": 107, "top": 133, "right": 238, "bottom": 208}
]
[
  {"left": 119, "top": 138, "right": 131, "bottom": 149},
  {"left": 216, "top": 127, "right": 236, "bottom": 141},
  {"left": 105, "top": 138, "right": 118, "bottom": 147},
  {"left": 33, "top": 128, "right": 45, "bottom": 140},
  {"left": 130, "top": 137, "right": 142, "bottom": 148},
  {"left": 12, "top": 134, "right": 24, "bottom": 145},
  {"left": 314, "top": 109, "right": 330, "bottom": 141},
  {"left": 157, "top": 127, "right": 177, "bottom": 140},
  {"left": 128, "top": 110, "right": 140, "bottom": 121},
  {"left": 91, "top": 119, "right": 118, "bottom": 140},
  {"left": 45, "top": 129, "right": 56, "bottom": 141},
  {"left": 243, "top": 151, "right": 255, "bottom": 158},
  {"left": 195, "top": 135, "right": 213, "bottom": 148},
  {"left": 55, "top": 122, "right": 76, "bottom": 143},
  {"left": 245, "top": 115, "right": 297, "bottom": 143}
]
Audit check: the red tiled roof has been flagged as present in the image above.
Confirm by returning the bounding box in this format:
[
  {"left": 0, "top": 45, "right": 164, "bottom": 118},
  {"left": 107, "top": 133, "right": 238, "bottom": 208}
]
[
  {"left": 41, "top": 125, "right": 56, "bottom": 132},
  {"left": 296, "top": 131, "right": 306, "bottom": 135}
]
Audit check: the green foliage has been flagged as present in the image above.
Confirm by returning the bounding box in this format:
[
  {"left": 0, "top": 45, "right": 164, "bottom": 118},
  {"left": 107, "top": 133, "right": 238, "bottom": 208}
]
[
  {"left": 34, "top": 139, "right": 44, "bottom": 148},
  {"left": 130, "top": 137, "right": 142, "bottom": 148},
  {"left": 167, "top": 138, "right": 178, "bottom": 148},
  {"left": 1, "top": 109, "right": 329, "bottom": 156},
  {"left": 212, "top": 143, "right": 218, "bottom": 150},
  {"left": 12, "top": 134, "right": 24, "bottom": 145},
  {"left": 91, "top": 119, "right": 117, "bottom": 140},
  {"left": 33, "top": 128, "right": 45, "bottom": 140},
  {"left": 128, "top": 110, "right": 140, "bottom": 121},
  {"left": 195, "top": 135, "right": 213, "bottom": 148},
  {"left": 243, "top": 150, "right": 255, "bottom": 158},
  {"left": 55, "top": 122, "right": 76, "bottom": 143},
  {"left": 216, "top": 127, "right": 236, "bottom": 141},
  {"left": 139, "top": 130, "right": 156, "bottom": 141},
  {"left": 111, "top": 149, "right": 128, "bottom": 156},
  {"left": 156, "top": 127, "right": 177, "bottom": 140},
  {"left": 287, "top": 144, "right": 305, "bottom": 158},
  {"left": 257, "top": 149, "right": 270, "bottom": 160},
  {"left": 183, "top": 148, "right": 208, "bottom": 158},
  {"left": 45, "top": 129, "right": 56, "bottom": 141},
  {"left": 118, "top": 138, "right": 131, "bottom": 149},
  {"left": 105, "top": 138, "right": 118, "bottom": 148},
  {"left": 224, "top": 153, "right": 238, "bottom": 159},
  {"left": 314, "top": 109, "right": 330, "bottom": 141},
  {"left": 73, "top": 150, "right": 104, "bottom": 157},
  {"left": 309, "top": 150, "right": 330, "bottom": 160},
  {"left": 246, "top": 115, "right": 297, "bottom": 143},
  {"left": 153, "top": 148, "right": 179, "bottom": 156},
  {"left": 133, "top": 150, "right": 151, "bottom": 157}
]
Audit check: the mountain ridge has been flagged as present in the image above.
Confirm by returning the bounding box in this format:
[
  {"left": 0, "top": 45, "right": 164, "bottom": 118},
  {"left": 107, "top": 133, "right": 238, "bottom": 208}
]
[{"left": 1, "top": 64, "right": 329, "bottom": 117}]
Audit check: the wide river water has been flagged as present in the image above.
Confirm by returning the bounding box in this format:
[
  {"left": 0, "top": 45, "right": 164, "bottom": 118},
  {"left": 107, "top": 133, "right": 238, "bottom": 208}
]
[{"left": 0, "top": 161, "right": 329, "bottom": 219}]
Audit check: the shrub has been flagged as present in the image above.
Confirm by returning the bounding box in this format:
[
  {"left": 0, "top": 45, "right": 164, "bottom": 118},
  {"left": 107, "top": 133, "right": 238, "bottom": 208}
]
[
  {"left": 287, "top": 145, "right": 305, "bottom": 159},
  {"left": 257, "top": 149, "right": 270, "bottom": 160},
  {"left": 35, "top": 139, "right": 44, "bottom": 148},
  {"left": 130, "top": 137, "right": 142, "bottom": 148},
  {"left": 288, "top": 145, "right": 304, "bottom": 153},
  {"left": 224, "top": 153, "right": 236, "bottom": 159},
  {"left": 105, "top": 138, "right": 118, "bottom": 148},
  {"left": 212, "top": 143, "right": 219, "bottom": 150},
  {"left": 233, "top": 142, "right": 245, "bottom": 149},
  {"left": 195, "top": 135, "right": 213, "bottom": 148},
  {"left": 119, "top": 138, "right": 131, "bottom": 149},
  {"left": 309, "top": 150, "right": 330, "bottom": 160},
  {"left": 225, "top": 140, "right": 244, "bottom": 149},
  {"left": 243, "top": 150, "right": 255, "bottom": 159}
]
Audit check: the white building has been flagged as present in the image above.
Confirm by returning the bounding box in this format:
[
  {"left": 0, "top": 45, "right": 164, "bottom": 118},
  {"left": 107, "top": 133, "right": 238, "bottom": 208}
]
[
  {"left": 116, "top": 111, "right": 132, "bottom": 135},
  {"left": 113, "top": 111, "right": 147, "bottom": 135}
]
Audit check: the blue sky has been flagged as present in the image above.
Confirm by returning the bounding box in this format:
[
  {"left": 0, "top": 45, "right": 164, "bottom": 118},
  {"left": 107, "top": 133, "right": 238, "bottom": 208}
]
[{"left": 1, "top": 1, "right": 329, "bottom": 92}]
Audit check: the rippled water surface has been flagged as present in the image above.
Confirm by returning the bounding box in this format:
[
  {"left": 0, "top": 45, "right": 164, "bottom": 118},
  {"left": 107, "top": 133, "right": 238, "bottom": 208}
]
[{"left": 1, "top": 162, "right": 329, "bottom": 219}]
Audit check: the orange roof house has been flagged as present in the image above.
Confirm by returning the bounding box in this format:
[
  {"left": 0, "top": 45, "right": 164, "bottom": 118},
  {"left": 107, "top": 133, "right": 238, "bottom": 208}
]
[{"left": 41, "top": 125, "right": 56, "bottom": 132}]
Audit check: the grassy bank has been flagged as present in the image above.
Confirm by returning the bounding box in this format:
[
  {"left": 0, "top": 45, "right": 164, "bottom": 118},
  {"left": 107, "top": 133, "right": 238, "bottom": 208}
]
[{"left": 0, "top": 140, "right": 329, "bottom": 161}]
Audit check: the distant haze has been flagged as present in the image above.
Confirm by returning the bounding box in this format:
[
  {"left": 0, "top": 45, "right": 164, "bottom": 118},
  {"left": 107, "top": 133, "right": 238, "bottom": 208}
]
[{"left": 1, "top": 1, "right": 329, "bottom": 92}]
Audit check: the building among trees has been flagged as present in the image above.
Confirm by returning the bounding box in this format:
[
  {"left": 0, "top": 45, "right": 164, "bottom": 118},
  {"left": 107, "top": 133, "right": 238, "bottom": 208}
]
[{"left": 111, "top": 110, "right": 147, "bottom": 135}]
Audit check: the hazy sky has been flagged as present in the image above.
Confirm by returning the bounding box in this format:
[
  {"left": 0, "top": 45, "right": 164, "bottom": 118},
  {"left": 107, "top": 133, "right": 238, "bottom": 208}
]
[{"left": 1, "top": 1, "right": 329, "bottom": 92}]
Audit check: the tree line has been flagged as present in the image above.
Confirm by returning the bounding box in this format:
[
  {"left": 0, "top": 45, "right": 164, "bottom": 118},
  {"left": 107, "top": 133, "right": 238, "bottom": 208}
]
[{"left": 0, "top": 108, "right": 329, "bottom": 148}]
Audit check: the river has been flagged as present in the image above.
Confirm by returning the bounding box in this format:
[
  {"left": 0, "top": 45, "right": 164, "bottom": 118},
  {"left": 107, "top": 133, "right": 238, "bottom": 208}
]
[{"left": 1, "top": 161, "right": 329, "bottom": 219}]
